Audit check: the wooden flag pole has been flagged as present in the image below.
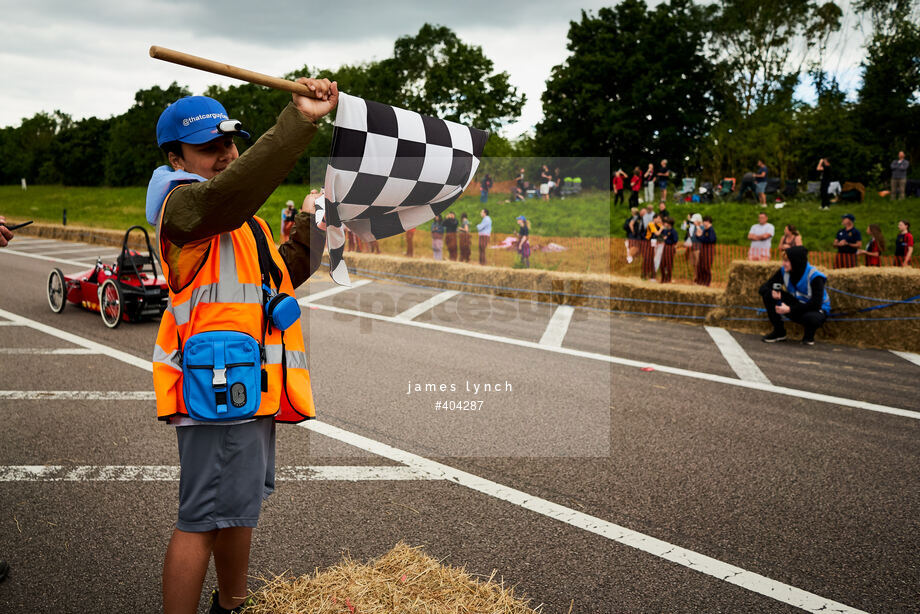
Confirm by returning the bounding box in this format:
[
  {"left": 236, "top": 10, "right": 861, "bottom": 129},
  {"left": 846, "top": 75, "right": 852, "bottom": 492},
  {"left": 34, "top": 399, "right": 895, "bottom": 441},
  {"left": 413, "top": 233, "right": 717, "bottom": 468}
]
[{"left": 149, "top": 45, "right": 319, "bottom": 97}]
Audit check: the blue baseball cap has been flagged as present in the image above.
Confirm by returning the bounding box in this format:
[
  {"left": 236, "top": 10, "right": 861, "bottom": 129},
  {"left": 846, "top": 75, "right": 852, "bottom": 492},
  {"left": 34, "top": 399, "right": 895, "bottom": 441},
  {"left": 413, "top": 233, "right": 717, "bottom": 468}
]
[{"left": 156, "top": 96, "right": 250, "bottom": 146}]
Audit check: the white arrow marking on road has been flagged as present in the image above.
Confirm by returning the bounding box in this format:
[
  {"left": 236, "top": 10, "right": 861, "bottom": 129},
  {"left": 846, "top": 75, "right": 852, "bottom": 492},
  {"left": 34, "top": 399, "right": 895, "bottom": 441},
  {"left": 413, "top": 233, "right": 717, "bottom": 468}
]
[{"left": 705, "top": 326, "right": 772, "bottom": 384}]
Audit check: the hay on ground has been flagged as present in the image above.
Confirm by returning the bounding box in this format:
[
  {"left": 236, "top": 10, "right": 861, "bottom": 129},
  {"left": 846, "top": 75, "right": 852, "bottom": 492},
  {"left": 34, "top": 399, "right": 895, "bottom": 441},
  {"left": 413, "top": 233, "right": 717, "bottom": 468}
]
[{"left": 244, "top": 542, "right": 543, "bottom": 614}]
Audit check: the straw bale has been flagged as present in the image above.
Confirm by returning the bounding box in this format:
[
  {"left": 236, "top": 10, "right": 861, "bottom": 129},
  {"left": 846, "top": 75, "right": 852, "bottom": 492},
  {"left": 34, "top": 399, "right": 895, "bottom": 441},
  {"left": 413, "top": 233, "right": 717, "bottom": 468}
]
[
  {"left": 14, "top": 221, "right": 151, "bottom": 250},
  {"left": 244, "top": 542, "right": 542, "bottom": 614},
  {"left": 711, "top": 260, "right": 920, "bottom": 351},
  {"left": 332, "top": 252, "right": 719, "bottom": 320}
]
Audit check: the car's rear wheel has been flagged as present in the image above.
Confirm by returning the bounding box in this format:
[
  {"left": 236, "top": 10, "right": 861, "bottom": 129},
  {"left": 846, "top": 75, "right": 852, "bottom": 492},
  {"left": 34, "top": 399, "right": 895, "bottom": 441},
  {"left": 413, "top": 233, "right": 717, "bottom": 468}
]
[
  {"left": 99, "top": 279, "right": 122, "bottom": 328},
  {"left": 47, "top": 268, "right": 66, "bottom": 313}
]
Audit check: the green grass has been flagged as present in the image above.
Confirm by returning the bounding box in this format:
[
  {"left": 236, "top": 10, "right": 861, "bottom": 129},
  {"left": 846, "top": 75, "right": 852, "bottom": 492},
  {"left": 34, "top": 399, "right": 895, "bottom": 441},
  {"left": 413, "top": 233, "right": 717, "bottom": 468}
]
[{"left": 2, "top": 184, "right": 918, "bottom": 252}]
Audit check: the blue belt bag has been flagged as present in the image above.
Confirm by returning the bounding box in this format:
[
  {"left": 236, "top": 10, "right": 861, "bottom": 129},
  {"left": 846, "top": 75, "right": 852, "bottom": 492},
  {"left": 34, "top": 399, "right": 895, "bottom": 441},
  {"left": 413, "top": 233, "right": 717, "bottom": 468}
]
[{"left": 181, "top": 330, "right": 262, "bottom": 421}]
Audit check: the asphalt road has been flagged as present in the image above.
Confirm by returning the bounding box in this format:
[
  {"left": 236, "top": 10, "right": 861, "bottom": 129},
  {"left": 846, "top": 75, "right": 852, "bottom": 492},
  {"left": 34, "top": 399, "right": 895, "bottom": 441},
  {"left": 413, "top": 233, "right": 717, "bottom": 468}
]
[{"left": 0, "top": 236, "right": 918, "bottom": 613}]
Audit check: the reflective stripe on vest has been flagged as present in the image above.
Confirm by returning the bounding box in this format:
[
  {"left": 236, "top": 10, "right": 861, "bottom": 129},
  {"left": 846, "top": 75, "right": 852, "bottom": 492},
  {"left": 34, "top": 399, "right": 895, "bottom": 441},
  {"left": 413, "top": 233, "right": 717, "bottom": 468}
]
[
  {"left": 152, "top": 214, "right": 315, "bottom": 423},
  {"left": 782, "top": 264, "right": 831, "bottom": 313}
]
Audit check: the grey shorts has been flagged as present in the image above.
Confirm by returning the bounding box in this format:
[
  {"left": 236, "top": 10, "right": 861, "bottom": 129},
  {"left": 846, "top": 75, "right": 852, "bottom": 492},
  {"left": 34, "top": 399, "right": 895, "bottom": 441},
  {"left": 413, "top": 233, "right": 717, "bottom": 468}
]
[
  {"left": 175, "top": 418, "right": 276, "bottom": 532},
  {"left": 755, "top": 181, "right": 767, "bottom": 194}
]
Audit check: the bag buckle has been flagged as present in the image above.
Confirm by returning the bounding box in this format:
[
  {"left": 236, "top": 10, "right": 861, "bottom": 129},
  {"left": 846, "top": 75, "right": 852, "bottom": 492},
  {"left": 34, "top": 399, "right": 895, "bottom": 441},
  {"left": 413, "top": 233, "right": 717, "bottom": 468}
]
[{"left": 212, "top": 367, "right": 227, "bottom": 388}]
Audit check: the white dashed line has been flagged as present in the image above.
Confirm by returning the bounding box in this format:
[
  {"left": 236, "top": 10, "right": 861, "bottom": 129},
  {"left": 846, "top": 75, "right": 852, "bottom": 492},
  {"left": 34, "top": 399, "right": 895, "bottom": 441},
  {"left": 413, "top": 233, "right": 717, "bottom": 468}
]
[
  {"left": 395, "top": 290, "right": 459, "bottom": 320},
  {"left": 539, "top": 305, "right": 575, "bottom": 347},
  {"left": 0, "top": 464, "right": 440, "bottom": 482},
  {"left": 890, "top": 350, "right": 920, "bottom": 368},
  {"left": 0, "top": 348, "right": 100, "bottom": 355},
  {"left": 705, "top": 326, "right": 772, "bottom": 384},
  {"left": 298, "top": 279, "right": 373, "bottom": 304},
  {"left": 0, "top": 390, "right": 154, "bottom": 400}
]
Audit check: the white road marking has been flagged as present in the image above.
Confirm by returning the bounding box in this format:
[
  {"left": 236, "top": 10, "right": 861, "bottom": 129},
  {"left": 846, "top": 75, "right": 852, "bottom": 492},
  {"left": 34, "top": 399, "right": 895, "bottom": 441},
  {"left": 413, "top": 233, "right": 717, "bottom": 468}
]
[
  {"left": 0, "top": 390, "right": 154, "bottom": 400},
  {"left": 305, "top": 301, "right": 918, "bottom": 421},
  {"left": 0, "top": 248, "right": 90, "bottom": 268},
  {"left": 36, "top": 244, "right": 95, "bottom": 256},
  {"left": 705, "top": 326, "right": 772, "bottom": 384},
  {"left": 0, "top": 308, "right": 152, "bottom": 372},
  {"left": 890, "top": 350, "right": 920, "bottom": 368},
  {"left": 0, "top": 348, "right": 100, "bottom": 355},
  {"left": 3, "top": 239, "right": 63, "bottom": 247},
  {"left": 395, "top": 290, "right": 459, "bottom": 320},
  {"left": 0, "top": 321, "right": 23, "bottom": 326},
  {"left": 303, "top": 420, "right": 866, "bottom": 614},
  {"left": 0, "top": 306, "right": 878, "bottom": 612},
  {"left": 539, "top": 305, "right": 575, "bottom": 347},
  {"left": 0, "top": 464, "right": 439, "bottom": 482},
  {"left": 298, "top": 279, "right": 373, "bottom": 304}
]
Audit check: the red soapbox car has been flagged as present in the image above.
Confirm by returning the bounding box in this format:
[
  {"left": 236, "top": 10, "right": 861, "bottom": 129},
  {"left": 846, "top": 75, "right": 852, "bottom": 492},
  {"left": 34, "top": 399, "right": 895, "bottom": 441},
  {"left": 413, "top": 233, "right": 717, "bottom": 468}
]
[{"left": 46, "top": 226, "right": 169, "bottom": 328}]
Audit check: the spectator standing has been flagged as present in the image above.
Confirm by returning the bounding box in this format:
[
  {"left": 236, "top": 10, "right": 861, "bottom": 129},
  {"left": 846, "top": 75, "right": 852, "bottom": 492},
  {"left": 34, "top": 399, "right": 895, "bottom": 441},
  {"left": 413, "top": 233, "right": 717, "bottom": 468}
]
[
  {"left": 778, "top": 224, "right": 803, "bottom": 253},
  {"left": 477, "top": 208, "right": 492, "bottom": 265},
  {"left": 404, "top": 227, "right": 416, "bottom": 257},
  {"left": 458, "top": 213, "right": 471, "bottom": 262},
  {"left": 683, "top": 213, "right": 703, "bottom": 272},
  {"left": 431, "top": 214, "right": 445, "bottom": 261},
  {"left": 891, "top": 152, "right": 910, "bottom": 200},
  {"left": 612, "top": 169, "right": 627, "bottom": 206},
  {"left": 857, "top": 224, "right": 885, "bottom": 267},
  {"left": 643, "top": 163, "right": 655, "bottom": 203},
  {"left": 443, "top": 211, "right": 459, "bottom": 261},
  {"left": 624, "top": 206, "right": 644, "bottom": 264},
  {"left": 759, "top": 246, "right": 830, "bottom": 345},
  {"left": 281, "top": 200, "right": 296, "bottom": 243},
  {"left": 657, "top": 202, "right": 669, "bottom": 220},
  {"left": 659, "top": 216, "right": 679, "bottom": 283},
  {"left": 894, "top": 220, "right": 914, "bottom": 267},
  {"left": 817, "top": 157, "right": 833, "bottom": 210},
  {"left": 695, "top": 215, "right": 716, "bottom": 286},
  {"left": 539, "top": 164, "right": 553, "bottom": 201},
  {"left": 642, "top": 205, "right": 654, "bottom": 230},
  {"left": 747, "top": 212, "right": 775, "bottom": 261},
  {"left": 834, "top": 214, "right": 861, "bottom": 268},
  {"left": 629, "top": 167, "right": 642, "bottom": 209},
  {"left": 754, "top": 159, "right": 768, "bottom": 207},
  {"left": 515, "top": 215, "right": 531, "bottom": 268},
  {"left": 480, "top": 173, "right": 493, "bottom": 203},
  {"left": 656, "top": 159, "right": 670, "bottom": 203},
  {"left": 553, "top": 167, "right": 564, "bottom": 198},
  {"left": 642, "top": 213, "right": 662, "bottom": 280}
]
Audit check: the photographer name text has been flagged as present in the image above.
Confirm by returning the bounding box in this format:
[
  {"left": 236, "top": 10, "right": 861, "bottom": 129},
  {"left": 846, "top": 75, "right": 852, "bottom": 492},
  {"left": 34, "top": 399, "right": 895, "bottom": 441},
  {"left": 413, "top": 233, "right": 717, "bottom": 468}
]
[{"left": 407, "top": 380, "right": 513, "bottom": 395}]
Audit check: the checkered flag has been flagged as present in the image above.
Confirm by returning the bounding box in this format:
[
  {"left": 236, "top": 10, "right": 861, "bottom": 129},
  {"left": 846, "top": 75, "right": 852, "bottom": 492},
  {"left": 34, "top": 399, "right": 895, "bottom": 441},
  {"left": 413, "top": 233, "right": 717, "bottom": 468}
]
[{"left": 314, "top": 92, "right": 489, "bottom": 285}]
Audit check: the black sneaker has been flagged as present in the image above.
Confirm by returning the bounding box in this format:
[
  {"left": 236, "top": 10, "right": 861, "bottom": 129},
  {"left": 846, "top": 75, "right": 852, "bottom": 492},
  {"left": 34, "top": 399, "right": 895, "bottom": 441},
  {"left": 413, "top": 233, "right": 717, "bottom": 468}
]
[
  {"left": 209, "top": 590, "right": 250, "bottom": 614},
  {"left": 802, "top": 337, "right": 815, "bottom": 346},
  {"left": 762, "top": 330, "right": 787, "bottom": 343}
]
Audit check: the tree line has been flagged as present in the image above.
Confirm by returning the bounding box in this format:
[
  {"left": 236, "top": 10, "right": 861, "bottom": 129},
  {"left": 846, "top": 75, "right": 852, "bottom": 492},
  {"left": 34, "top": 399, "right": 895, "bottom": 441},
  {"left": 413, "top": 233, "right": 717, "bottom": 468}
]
[{"left": 1, "top": 0, "right": 917, "bottom": 189}]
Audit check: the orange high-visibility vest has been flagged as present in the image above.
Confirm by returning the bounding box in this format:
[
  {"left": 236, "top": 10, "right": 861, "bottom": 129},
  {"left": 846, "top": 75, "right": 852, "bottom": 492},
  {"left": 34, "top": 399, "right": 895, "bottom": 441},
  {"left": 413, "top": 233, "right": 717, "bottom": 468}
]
[{"left": 152, "top": 214, "right": 315, "bottom": 423}]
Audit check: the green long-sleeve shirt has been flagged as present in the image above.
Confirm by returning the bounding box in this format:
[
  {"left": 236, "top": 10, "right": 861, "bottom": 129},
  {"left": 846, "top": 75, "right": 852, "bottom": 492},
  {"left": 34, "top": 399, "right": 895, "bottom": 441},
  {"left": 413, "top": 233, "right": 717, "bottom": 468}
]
[{"left": 161, "top": 103, "right": 325, "bottom": 288}]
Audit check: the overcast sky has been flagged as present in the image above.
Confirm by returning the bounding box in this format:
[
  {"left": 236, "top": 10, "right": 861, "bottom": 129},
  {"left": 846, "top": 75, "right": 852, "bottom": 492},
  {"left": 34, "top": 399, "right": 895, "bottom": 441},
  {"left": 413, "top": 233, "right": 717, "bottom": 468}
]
[{"left": 0, "top": 0, "right": 870, "bottom": 138}]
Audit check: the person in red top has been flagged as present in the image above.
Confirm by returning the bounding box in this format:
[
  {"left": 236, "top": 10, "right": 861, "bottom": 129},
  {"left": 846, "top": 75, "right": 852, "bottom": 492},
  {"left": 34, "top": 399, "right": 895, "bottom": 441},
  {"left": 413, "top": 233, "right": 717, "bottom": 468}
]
[
  {"left": 857, "top": 224, "right": 885, "bottom": 266},
  {"left": 894, "top": 220, "right": 914, "bottom": 267},
  {"left": 629, "top": 166, "right": 642, "bottom": 209},
  {"left": 612, "top": 169, "right": 627, "bottom": 206}
]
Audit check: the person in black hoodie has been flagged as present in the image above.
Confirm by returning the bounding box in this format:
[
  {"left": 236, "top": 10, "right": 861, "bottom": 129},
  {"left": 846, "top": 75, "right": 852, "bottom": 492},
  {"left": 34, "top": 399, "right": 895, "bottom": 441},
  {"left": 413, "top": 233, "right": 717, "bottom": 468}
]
[{"left": 759, "top": 246, "right": 831, "bottom": 345}]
